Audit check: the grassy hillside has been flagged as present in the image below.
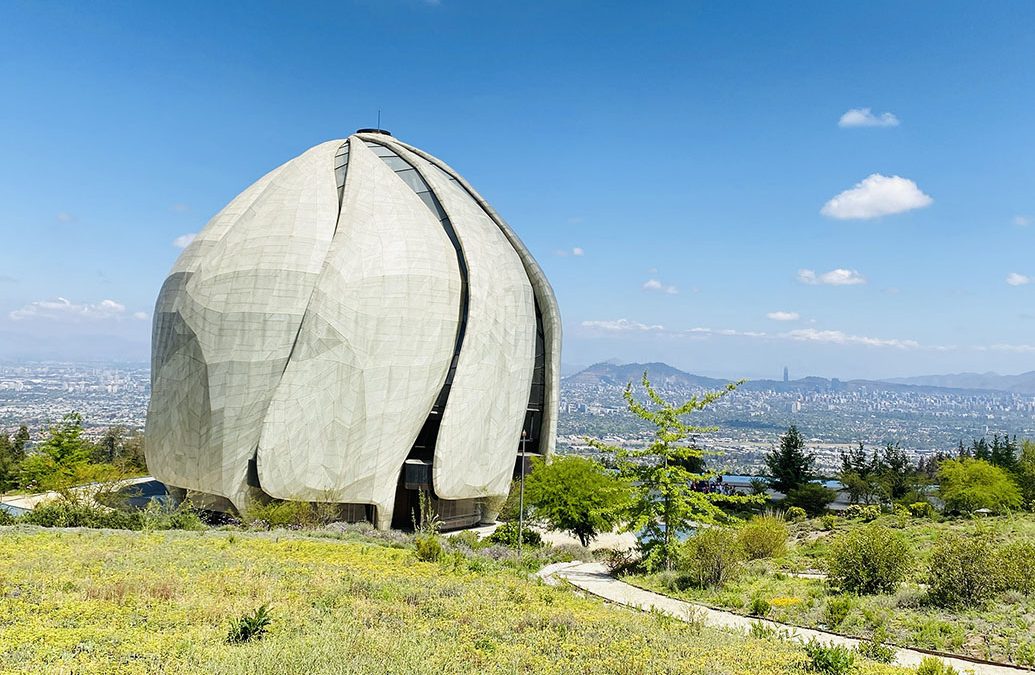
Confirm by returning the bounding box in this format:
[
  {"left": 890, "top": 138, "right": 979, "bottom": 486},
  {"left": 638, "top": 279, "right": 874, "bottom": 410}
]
[{"left": 0, "top": 527, "right": 908, "bottom": 674}]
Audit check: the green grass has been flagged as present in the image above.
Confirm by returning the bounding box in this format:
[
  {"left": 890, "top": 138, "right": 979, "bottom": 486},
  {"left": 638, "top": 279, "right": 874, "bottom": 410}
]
[
  {"left": 630, "top": 512, "right": 1035, "bottom": 667},
  {"left": 0, "top": 526, "right": 909, "bottom": 674}
]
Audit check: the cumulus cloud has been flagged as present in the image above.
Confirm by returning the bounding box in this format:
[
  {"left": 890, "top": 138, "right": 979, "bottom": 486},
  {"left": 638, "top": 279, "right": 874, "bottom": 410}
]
[
  {"left": 767, "top": 311, "right": 800, "bottom": 321},
  {"left": 1014, "top": 215, "right": 1031, "bottom": 227},
  {"left": 10, "top": 297, "right": 128, "bottom": 322},
  {"left": 581, "top": 319, "right": 665, "bottom": 333},
  {"left": 838, "top": 108, "right": 900, "bottom": 128},
  {"left": 643, "top": 278, "right": 678, "bottom": 294},
  {"left": 1007, "top": 272, "right": 1032, "bottom": 286},
  {"left": 572, "top": 247, "right": 584, "bottom": 256},
  {"left": 797, "top": 268, "right": 867, "bottom": 286},
  {"left": 784, "top": 328, "right": 919, "bottom": 349},
  {"left": 133, "top": 311, "right": 150, "bottom": 321},
  {"left": 173, "top": 233, "right": 197, "bottom": 249},
  {"left": 821, "top": 174, "right": 932, "bottom": 220}
]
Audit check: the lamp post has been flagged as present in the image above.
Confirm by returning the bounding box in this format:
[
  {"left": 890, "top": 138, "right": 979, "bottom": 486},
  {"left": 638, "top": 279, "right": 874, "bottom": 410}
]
[{"left": 517, "top": 430, "right": 528, "bottom": 558}]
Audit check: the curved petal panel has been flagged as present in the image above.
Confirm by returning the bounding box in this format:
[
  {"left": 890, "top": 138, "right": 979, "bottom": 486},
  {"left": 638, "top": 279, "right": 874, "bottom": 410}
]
[
  {"left": 256, "top": 139, "right": 462, "bottom": 526},
  {"left": 381, "top": 140, "right": 536, "bottom": 500},
  {"left": 389, "top": 138, "right": 563, "bottom": 459},
  {"left": 146, "top": 141, "right": 343, "bottom": 509}
]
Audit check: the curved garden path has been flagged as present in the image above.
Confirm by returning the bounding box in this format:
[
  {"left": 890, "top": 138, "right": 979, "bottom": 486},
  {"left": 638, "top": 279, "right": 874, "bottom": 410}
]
[{"left": 539, "top": 561, "right": 1029, "bottom": 675}]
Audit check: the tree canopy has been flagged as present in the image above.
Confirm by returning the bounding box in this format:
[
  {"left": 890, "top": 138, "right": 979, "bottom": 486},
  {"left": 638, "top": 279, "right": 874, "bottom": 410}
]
[
  {"left": 524, "top": 455, "right": 631, "bottom": 547},
  {"left": 937, "top": 458, "right": 1022, "bottom": 514},
  {"left": 765, "top": 425, "right": 814, "bottom": 495}
]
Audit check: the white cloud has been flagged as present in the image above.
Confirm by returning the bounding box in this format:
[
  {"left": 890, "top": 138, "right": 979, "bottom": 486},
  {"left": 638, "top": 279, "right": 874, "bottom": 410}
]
[
  {"left": 1014, "top": 215, "right": 1031, "bottom": 227},
  {"left": 133, "top": 311, "right": 149, "bottom": 321},
  {"left": 572, "top": 247, "right": 584, "bottom": 256},
  {"left": 784, "top": 328, "right": 919, "bottom": 349},
  {"left": 797, "top": 268, "right": 867, "bottom": 286},
  {"left": 838, "top": 108, "right": 900, "bottom": 128},
  {"left": 643, "top": 278, "right": 678, "bottom": 295},
  {"left": 10, "top": 297, "right": 128, "bottom": 322},
  {"left": 767, "top": 311, "right": 800, "bottom": 321},
  {"left": 821, "top": 174, "right": 932, "bottom": 220},
  {"left": 581, "top": 319, "right": 665, "bottom": 333},
  {"left": 173, "top": 233, "right": 197, "bottom": 249},
  {"left": 1006, "top": 272, "right": 1032, "bottom": 286}
]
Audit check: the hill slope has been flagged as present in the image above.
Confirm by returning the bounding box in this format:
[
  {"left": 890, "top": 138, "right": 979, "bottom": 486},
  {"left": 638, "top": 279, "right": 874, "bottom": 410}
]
[{"left": 0, "top": 527, "right": 905, "bottom": 674}]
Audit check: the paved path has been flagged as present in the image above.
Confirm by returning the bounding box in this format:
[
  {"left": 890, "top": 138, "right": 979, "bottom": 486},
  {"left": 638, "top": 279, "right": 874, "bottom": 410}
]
[
  {"left": 0, "top": 476, "right": 157, "bottom": 513},
  {"left": 543, "top": 561, "right": 1029, "bottom": 675}
]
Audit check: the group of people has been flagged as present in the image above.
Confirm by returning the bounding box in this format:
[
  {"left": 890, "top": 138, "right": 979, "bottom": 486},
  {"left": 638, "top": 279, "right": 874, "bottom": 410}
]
[{"left": 690, "top": 475, "right": 738, "bottom": 496}]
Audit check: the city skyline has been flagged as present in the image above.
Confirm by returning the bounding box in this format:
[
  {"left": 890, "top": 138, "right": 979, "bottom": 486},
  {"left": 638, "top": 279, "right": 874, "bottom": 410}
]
[{"left": 1, "top": 2, "right": 1033, "bottom": 379}]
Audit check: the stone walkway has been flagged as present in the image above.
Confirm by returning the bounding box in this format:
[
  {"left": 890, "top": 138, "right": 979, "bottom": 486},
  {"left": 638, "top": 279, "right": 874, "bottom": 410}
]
[{"left": 541, "top": 561, "right": 1029, "bottom": 675}]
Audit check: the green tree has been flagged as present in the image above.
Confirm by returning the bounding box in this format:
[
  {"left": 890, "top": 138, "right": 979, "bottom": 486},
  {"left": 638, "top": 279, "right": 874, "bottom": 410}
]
[
  {"left": 524, "top": 455, "right": 631, "bottom": 547},
  {"left": 1016, "top": 440, "right": 1035, "bottom": 505},
  {"left": 937, "top": 458, "right": 1022, "bottom": 514},
  {"left": 588, "top": 372, "right": 758, "bottom": 571},
  {"left": 0, "top": 433, "right": 20, "bottom": 493},
  {"left": 765, "top": 425, "right": 814, "bottom": 494},
  {"left": 17, "top": 412, "right": 98, "bottom": 490},
  {"left": 875, "top": 442, "right": 915, "bottom": 502}
]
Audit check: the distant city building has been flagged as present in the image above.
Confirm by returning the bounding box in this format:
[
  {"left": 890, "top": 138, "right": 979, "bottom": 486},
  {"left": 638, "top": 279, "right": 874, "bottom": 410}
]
[
  {"left": 145, "top": 130, "right": 561, "bottom": 529},
  {"left": 783, "top": 366, "right": 789, "bottom": 383}
]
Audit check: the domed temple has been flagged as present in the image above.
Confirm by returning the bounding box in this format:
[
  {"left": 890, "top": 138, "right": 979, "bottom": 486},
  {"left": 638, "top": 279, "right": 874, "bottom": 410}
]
[{"left": 145, "top": 130, "right": 560, "bottom": 529}]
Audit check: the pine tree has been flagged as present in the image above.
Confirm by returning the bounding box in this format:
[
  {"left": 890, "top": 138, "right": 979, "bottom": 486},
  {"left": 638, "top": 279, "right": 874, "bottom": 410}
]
[
  {"left": 765, "top": 425, "right": 814, "bottom": 494},
  {"left": 588, "top": 372, "right": 759, "bottom": 571}
]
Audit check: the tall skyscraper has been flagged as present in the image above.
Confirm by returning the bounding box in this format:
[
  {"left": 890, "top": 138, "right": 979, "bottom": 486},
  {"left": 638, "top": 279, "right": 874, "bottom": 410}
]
[{"left": 783, "top": 366, "right": 789, "bottom": 383}]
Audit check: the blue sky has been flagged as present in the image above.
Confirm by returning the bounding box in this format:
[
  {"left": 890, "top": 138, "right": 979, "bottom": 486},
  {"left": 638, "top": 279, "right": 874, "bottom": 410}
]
[{"left": 0, "top": 1, "right": 1032, "bottom": 379}]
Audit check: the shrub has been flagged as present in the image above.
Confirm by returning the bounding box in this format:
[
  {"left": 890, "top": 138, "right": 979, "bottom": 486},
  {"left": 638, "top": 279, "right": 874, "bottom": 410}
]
[
  {"left": 926, "top": 534, "right": 998, "bottom": 608},
  {"left": 785, "top": 506, "right": 807, "bottom": 522},
  {"left": 785, "top": 483, "right": 837, "bottom": 516},
  {"left": 487, "top": 520, "right": 543, "bottom": 548},
  {"left": 678, "top": 527, "right": 743, "bottom": 589},
  {"left": 414, "top": 533, "right": 443, "bottom": 562},
  {"left": 826, "top": 524, "right": 912, "bottom": 595},
  {"left": 998, "top": 541, "right": 1035, "bottom": 595},
  {"left": 602, "top": 548, "right": 638, "bottom": 575},
  {"left": 803, "top": 639, "right": 855, "bottom": 675},
  {"left": 857, "top": 626, "right": 895, "bottom": 663},
  {"left": 824, "top": 596, "right": 853, "bottom": 628},
  {"left": 820, "top": 515, "right": 840, "bottom": 531},
  {"left": 844, "top": 504, "right": 881, "bottom": 521},
  {"left": 446, "top": 529, "right": 482, "bottom": 550},
  {"left": 25, "top": 497, "right": 137, "bottom": 529},
  {"left": 907, "top": 501, "right": 934, "bottom": 518},
  {"left": 937, "top": 458, "right": 1022, "bottom": 514},
  {"left": 915, "top": 657, "right": 959, "bottom": 675},
  {"left": 738, "top": 515, "right": 788, "bottom": 560},
  {"left": 0, "top": 508, "right": 15, "bottom": 526},
  {"left": 748, "top": 595, "right": 770, "bottom": 617},
  {"left": 226, "top": 604, "right": 272, "bottom": 644}
]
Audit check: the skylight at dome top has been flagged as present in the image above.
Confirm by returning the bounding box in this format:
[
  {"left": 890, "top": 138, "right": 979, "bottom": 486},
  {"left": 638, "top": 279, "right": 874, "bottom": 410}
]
[{"left": 145, "top": 130, "right": 561, "bottom": 530}]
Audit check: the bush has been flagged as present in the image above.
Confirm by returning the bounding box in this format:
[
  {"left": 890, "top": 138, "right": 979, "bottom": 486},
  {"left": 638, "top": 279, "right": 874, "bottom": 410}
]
[
  {"left": 602, "top": 548, "right": 638, "bottom": 575},
  {"left": 826, "top": 524, "right": 912, "bottom": 595},
  {"left": 784, "top": 483, "right": 837, "bottom": 516},
  {"left": 857, "top": 627, "right": 895, "bottom": 663},
  {"left": 678, "top": 527, "right": 743, "bottom": 588},
  {"left": 785, "top": 506, "right": 807, "bottom": 522},
  {"left": 25, "top": 497, "right": 137, "bottom": 529},
  {"left": 0, "top": 508, "right": 15, "bottom": 526},
  {"left": 843, "top": 504, "right": 881, "bottom": 521},
  {"left": 414, "top": 533, "right": 443, "bottom": 562},
  {"left": 938, "top": 458, "right": 1022, "bottom": 514},
  {"left": 907, "top": 501, "right": 934, "bottom": 518},
  {"left": 824, "top": 596, "right": 853, "bottom": 628},
  {"left": 243, "top": 500, "right": 338, "bottom": 529},
  {"left": 998, "top": 541, "right": 1035, "bottom": 595},
  {"left": 915, "top": 657, "right": 959, "bottom": 675},
  {"left": 738, "top": 515, "right": 788, "bottom": 560},
  {"left": 803, "top": 639, "right": 855, "bottom": 675},
  {"left": 748, "top": 596, "right": 770, "bottom": 617},
  {"left": 926, "top": 534, "right": 998, "bottom": 608},
  {"left": 820, "top": 515, "right": 841, "bottom": 531},
  {"left": 487, "top": 521, "right": 542, "bottom": 548},
  {"left": 226, "top": 604, "right": 272, "bottom": 644}
]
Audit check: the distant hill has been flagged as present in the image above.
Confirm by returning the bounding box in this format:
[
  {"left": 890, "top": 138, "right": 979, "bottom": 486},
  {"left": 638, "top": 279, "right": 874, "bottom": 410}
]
[
  {"left": 565, "top": 361, "right": 1019, "bottom": 396},
  {"left": 564, "top": 362, "right": 729, "bottom": 389},
  {"left": 884, "top": 371, "right": 1035, "bottom": 395}
]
